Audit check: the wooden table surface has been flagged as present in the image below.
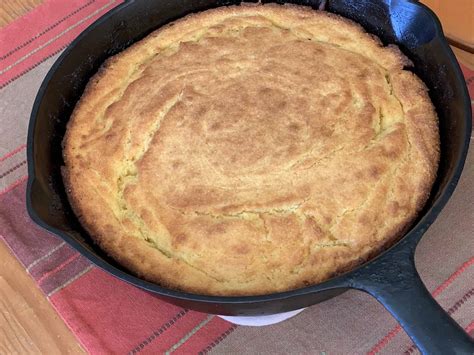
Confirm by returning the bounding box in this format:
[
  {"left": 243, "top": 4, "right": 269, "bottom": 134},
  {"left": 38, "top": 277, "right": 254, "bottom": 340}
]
[{"left": 0, "top": 1, "right": 472, "bottom": 353}]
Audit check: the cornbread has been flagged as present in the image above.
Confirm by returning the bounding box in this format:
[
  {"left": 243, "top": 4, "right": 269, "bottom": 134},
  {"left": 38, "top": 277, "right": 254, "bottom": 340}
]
[{"left": 63, "top": 4, "right": 439, "bottom": 295}]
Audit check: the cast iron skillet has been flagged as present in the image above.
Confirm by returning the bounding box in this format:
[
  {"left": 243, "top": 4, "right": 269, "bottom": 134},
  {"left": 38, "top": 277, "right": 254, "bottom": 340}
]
[{"left": 27, "top": 0, "right": 474, "bottom": 353}]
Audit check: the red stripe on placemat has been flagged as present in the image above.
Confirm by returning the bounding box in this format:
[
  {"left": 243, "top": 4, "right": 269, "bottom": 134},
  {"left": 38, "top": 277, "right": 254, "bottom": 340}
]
[
  {"left": 461, "top": 65, "right": 474, "bottom": 123},
  {"left": 0, "top": 0, "right": 96, "bottom": 60},
  {"left": 41, "top": 257, "right": 92, "bottom": 296},
  {"left": 0, "top": 175, "right": 28, "bottom": 196},
  {"left": 0, "top": 45, "right": 67, "bottom": 90},
  {"left": 0, "top": 0, "right": 98, "bottom": 54},
  {"left": 26, "top": 241, "right": 66, "bottom": 271},
  {"left": 36, "top": 252, "right": 80, "bottom": 284},
  {"left": 368, "top": 257, "right": 474, "bottom": 355},
  {"left": 156, "top": 314, "right": 215, "bottom": 354},
  {"left": 29, "top": 243, "right": 77, "bottom": 278},
  {"left": 198, "top": 324, "right": 238, "bottom": 354},
  {"left": 174, "top": 317, "right": 237, "bottom": 354},
  {"left": 0, "top": 144, "right": 26, "bottom": 163},
  {"left": 0, "top": 180, "right": 63, "bottom": 267},
  {"left": 0, "top": 0, "right": 121, "bottom": 62},
  {"left": 0, "top": 179, "right": 94, "bottom": 296},
  {"left": 466, "top": 321, "right": 474, "bottom": 334},
  {"left": 128, "top": 309, "right": 190, "bottom": 354},
  {"left": 0, "top": 0, "right": 123, "bottom": 89},
  {"left": 49, "top": 267, "right": 232, "bottom": 353},
  {"left": 431, "top": 258, "right": 474, "bottom": 297},
  {"left": 402, "top": 288, "right": 474, "bottom": 354},
  {"left": 460, "top": 65, "right": 474, "bottom": 98}
]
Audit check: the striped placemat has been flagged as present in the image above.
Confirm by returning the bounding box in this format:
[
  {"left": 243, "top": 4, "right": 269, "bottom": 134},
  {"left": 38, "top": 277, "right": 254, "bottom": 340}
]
[{"left": 0, "top": 1, "right": 473, "bottom": 353}]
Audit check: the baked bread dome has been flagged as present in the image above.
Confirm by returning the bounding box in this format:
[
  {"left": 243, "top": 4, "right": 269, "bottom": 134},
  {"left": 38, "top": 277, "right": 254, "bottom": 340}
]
[{"left": 63, "top": 4, "right": 439, "bottom": 295}]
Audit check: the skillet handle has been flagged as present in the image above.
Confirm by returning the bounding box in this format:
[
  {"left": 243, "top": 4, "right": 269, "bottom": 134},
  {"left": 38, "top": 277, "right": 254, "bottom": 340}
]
[{"left": 350, "top": 238, "right": 474, "bottom": 354}]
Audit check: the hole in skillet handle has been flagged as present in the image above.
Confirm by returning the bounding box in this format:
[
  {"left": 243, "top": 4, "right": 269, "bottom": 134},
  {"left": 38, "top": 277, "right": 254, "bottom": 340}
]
[{"left": 348, "top": 233, "right": 474, "bottom": 354}]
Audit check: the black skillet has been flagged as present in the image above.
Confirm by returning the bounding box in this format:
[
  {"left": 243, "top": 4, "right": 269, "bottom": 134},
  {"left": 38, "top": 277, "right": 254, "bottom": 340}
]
[{"left": 26, "top": 0, "right": 474, "bottom": 353}]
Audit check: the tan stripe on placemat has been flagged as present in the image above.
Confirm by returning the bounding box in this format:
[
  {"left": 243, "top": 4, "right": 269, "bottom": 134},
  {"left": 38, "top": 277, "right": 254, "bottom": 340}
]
[
  {"left": 26, "top": 241, "right": 66, "bottom": 271},
  {"left": 47, "top": 264, "right": 93, "bottom": 297},
  {"left": 165, "top": 315, "right": 215, "bottom": 355},
  {"left": 128, "top": 309, "right": 190, "bottom": 354}
]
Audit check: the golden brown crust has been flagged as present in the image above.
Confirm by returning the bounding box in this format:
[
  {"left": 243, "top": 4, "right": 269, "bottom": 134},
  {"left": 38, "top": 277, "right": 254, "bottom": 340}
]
[{"left": 63, "top": 4, "right": 439, "bottom": 295}]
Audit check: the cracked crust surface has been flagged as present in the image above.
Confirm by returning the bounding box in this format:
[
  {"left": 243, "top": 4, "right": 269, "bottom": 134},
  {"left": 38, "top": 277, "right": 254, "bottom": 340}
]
[{"left": 63, "top": 4, "right": 439, "bottom": 295}]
